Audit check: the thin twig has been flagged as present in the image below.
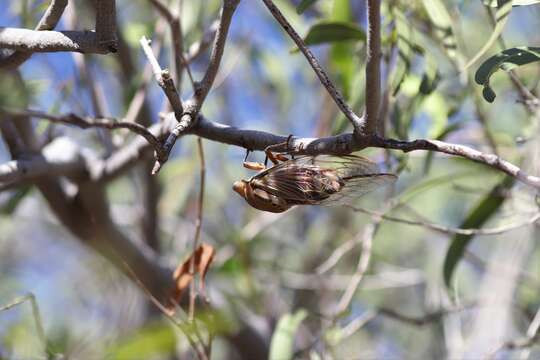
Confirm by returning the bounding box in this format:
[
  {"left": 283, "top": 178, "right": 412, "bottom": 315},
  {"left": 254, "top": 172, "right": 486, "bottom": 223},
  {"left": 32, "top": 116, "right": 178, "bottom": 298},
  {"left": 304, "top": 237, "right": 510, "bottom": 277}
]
[
  {"left": 364, "top": 0, "right": 381, "bottom": 135},
  {"left": 348, "top": 206, "right": 540, "bottom": 236},
  {"left": 0, "top": 294, "right": 47, "bottom": 354},
  {"left": 120, "top": 259, "right": 207, "bottom": 360},
  {"left": 488, "top": 333, "right": 540, "bottom": 359},
  {"left": 260, "top": 0, "right": 364, "bottom": 133},
  {"left": 184, "top": 21, "right": 219, "bottom": 65},
  {"left": 334, "top": 222, "right": 378, "bottom": 315},
  {"left": 148, "top": 0, "right": 185, "bottom": 86},
  {"left": 377, "top": 302, "right": 476, "bottom": 327},
  {"left": 139, "top": 36, "right": 184, "bottom": 119},
  {"left": 189, "top": 137, "right": 206, "bottom": 322},
  {"left": 193, "top": 0, "right": 240, "bottom": 109},
  {"left": 1, "top": 108, "right": 165, "bottom": 159},
  {"left": 316, "top": 238, "right": 355, "bottom": 275},
  {"left": 519, "top": 306, "right": 540, "bottom": 360}
]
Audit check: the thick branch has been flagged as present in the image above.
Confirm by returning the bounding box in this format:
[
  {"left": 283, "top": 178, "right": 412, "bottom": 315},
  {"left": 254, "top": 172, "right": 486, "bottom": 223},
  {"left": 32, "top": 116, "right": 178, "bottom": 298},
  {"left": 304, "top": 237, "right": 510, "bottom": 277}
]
[
  {"left": 0, "top": 0, "right": 68, "bottom": 69},
  {"left": 0, "top": 27, "right": 113, "bottom": 54},
  {"left": 6, "top": 109, "right": 540, "bottom": 190},
  {"left": 364, "top": 0, "right": 381, "bottom": 135},
  {"left": 260, "top": 0, "right": 364, "bottom": 133},
  {"left": 0, "top": 137, "right": 85, "bottom": 185}
]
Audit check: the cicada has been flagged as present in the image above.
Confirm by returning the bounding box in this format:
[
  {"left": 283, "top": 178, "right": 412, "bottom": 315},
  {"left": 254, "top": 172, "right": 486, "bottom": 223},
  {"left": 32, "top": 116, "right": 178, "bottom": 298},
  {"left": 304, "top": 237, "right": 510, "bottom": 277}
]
[{"left": 233, "top": 152, "right": 397, "bottom": 213}]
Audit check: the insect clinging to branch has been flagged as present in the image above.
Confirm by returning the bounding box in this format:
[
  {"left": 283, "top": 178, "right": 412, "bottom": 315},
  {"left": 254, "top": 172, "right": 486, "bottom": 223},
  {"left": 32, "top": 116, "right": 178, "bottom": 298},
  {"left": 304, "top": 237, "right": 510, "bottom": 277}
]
[{"left": 232, "top": 147, "right": 397, "bottom": 213}]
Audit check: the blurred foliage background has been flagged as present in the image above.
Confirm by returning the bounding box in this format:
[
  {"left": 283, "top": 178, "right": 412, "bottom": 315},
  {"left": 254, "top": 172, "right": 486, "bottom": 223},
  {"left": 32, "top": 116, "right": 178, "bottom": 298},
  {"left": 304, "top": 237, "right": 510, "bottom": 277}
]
[{"left": 0, "top": 0, "right": 539, "bottom": 359}]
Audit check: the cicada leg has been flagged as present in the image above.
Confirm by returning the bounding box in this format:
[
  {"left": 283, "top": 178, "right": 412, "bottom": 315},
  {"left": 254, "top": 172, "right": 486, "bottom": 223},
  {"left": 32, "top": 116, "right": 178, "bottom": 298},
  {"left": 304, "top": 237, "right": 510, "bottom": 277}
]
[
  {"left": 264, "top": 149, "right": 289, "bottom": 166},
  {"left": 243, "top": 149, "right": 267, "bottom": 171},
  {"left": 263, "top": 135, "right": 295, "bottom": 165}
]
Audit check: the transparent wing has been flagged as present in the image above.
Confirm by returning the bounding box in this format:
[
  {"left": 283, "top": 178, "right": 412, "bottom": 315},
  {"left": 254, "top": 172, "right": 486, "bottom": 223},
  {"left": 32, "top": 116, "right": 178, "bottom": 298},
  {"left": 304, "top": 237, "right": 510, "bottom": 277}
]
[
  {"left": 252, "top": 155, "right": 396, "bottom": 205},
  {"left": 319, "top": 173, "right": 397, "bottom": 206}
]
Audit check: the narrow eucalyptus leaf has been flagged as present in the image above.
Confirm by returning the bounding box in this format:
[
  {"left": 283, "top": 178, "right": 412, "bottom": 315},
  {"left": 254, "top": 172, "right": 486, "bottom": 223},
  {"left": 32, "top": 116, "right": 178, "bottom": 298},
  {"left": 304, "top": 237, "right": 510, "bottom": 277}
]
[
  {"left": 443, "top": 176, "right": 514, "bottom": 288},
  {"left": 296, "top": 0, "right": 318, "bottom": 14}
]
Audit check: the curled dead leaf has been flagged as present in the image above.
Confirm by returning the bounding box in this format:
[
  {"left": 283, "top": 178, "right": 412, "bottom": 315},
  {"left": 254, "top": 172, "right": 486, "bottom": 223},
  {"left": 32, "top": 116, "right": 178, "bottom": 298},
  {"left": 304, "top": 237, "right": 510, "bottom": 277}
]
[{"left": 166, "top": 243, "right": 215, "bottom": 315}]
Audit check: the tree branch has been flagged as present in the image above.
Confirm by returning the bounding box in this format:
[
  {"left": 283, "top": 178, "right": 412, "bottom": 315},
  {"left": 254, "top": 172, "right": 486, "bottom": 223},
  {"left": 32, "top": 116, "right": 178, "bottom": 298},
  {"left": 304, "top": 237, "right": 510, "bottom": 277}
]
[
  {"left": 184, "top": 21, "right": 219, "bottom": 65},
  {"left": 0, "top": 0, "right": 68, "bottom": 69},
  {"left": 1, "top": 109, "right": 165, "bottom": 159},
  {"left": 5, "top": 108, "right": 540, "bottom": 190},
  {"left": 364, "top": 0, "right": 381, "bottom": 135},
  {"left": 0, "top": 27, "right": 114, "bottom": 54},
  {"left": 334, "top": 222, "right": 377, "bottom": 315},
  {"left": 349, "top": 206, "right": 540, "bottom": 236},
  {"left": 193, "top": 0, "right": 240, "bottom": 109},
  {"left": 260, "top": 0, "right": 364, "bottom": 133},
  {"left": 139, "top": 36, "right": 184, "bottom": 119},
  {"left": 152, "top": 0, "right": 240, "bottom": 174},
  {"left": 95, "top": 0, "right": 118, "bottom": 51},
  {"left": 148, "top": 0, "right": 186, "bottom": 85},
  {"left": 0, "top": 137, "right": 84, "bottom": 185}
]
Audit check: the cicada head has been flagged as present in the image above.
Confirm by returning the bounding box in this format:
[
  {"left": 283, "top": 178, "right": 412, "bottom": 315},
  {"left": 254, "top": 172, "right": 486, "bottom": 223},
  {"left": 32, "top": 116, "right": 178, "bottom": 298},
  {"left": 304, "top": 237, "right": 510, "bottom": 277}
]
[
  {"left": 233, "top": 179, "right": 290, "bottom": 213},
  {"left": 232, "top": 179, "right": 248, "bottom": 199}
]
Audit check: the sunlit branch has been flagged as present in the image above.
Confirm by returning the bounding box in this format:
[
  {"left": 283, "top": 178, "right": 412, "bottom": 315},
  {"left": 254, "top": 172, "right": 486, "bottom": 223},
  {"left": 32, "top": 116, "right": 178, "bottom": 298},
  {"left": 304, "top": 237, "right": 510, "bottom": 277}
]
[
  {"left": 0, "top": 0, "right": 68, "bottom": 69},
  {"left": 140, "top": 36, "right": 184, "bottom": 119},
  {"left": 0, "top": 27, "right": 114, "bottom": 54}
]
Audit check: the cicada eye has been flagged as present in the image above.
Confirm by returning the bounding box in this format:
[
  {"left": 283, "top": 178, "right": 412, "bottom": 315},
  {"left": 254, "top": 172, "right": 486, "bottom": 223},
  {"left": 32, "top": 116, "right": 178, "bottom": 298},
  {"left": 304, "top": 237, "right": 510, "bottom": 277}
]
[{"left": 232, "top": 181, "right": 246, "bottom": 196}]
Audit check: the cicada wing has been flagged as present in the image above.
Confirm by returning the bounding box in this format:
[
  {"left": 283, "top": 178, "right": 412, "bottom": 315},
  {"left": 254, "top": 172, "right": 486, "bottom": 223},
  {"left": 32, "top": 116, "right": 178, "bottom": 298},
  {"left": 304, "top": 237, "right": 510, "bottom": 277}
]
[
  {"left": 252, "top": 155, "right": 396, "bottom": 205},
  {"left": 319, "top": 173, "right": 397, "bottom": 206},
  {"left": 252, "top": 164, "right": 331, "bottom": 204}
]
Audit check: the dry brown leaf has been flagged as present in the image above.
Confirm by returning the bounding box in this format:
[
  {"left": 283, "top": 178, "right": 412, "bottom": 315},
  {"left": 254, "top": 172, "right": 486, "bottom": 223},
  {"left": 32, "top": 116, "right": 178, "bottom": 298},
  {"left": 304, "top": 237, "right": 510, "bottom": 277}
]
[{"left": 166, "top": 243, "right": 215, "bottom": 314}]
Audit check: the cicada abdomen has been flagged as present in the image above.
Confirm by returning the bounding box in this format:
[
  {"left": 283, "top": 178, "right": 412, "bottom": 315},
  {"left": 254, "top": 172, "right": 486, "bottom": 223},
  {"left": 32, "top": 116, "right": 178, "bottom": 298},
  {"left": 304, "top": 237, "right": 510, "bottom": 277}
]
[{"left": 233, "top": 155, "right": 397, "bottom": 213}]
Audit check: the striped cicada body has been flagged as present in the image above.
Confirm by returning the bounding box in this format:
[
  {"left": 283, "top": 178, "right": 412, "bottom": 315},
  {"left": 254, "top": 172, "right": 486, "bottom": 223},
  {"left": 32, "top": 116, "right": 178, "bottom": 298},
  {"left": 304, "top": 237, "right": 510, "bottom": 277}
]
[{"left": 233, "top": 154, "right": 397, "bottom": 213}]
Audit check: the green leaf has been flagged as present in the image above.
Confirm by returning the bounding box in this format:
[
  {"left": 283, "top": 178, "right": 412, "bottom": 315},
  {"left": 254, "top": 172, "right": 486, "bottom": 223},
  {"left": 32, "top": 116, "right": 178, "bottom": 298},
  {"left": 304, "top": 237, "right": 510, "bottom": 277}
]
[
  {"left": 464, "top": 0, "right": 513, "bottom": 70},
  {"left": 475, "top": 46, "right": 540, "bottom": 102},
  {"left": 107, "top": 321, "right": 175, "bottom": 359},
  {"left": 421, "top": 0, "right": 458, "bottom": 60},
  {"left": 296, "top": 0, "right": 318, "bottom": 14},
  {"left": 443, "top": 176, "right": 515, "bottom": 287},
  {"left": 269, "top": 310, "right": 308, "bottom": 360},
  {"left": 419, "top": 54, "right": 440, "bottom": 95},
  {"left": 327, "top": 0, "right": 357, "bottom": 125},
  {"left": 390, "top": 7, "right": 422, "bottom": 95},
  {"left": 303, "top": 21, "right": 365, "bottom": 46}
]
